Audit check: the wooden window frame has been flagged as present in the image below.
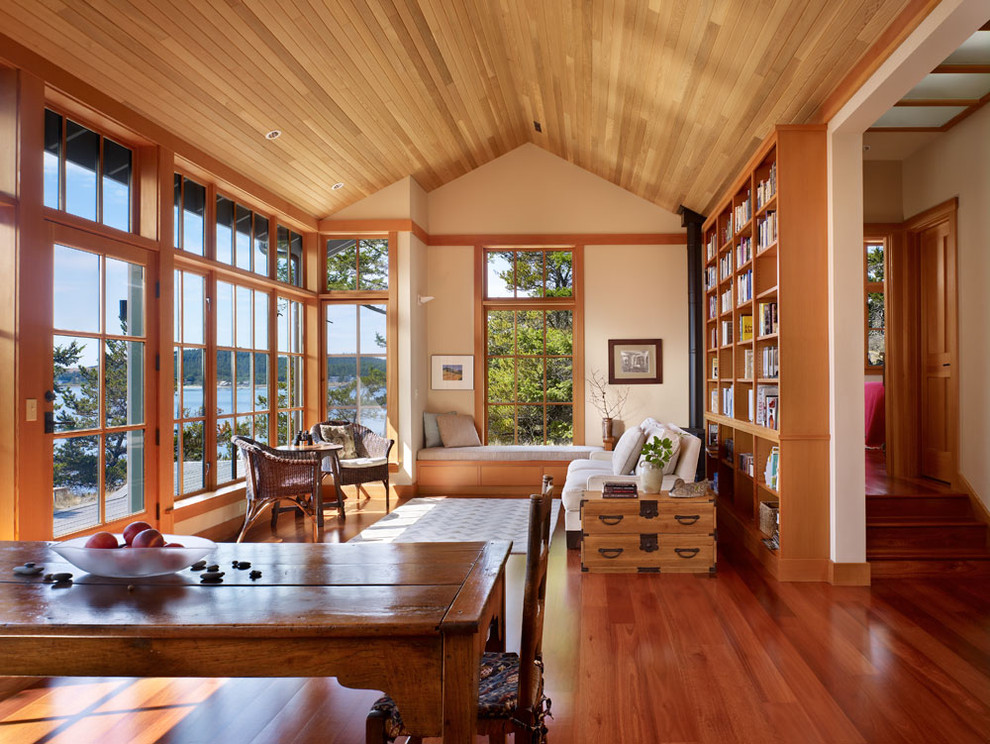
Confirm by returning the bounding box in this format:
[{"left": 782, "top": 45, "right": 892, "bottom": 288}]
[
  {"left": 319, "top": 233, "right": 397, "bottom": 452},
  {"left": 864, "top": 237, "right": 887, "bottom": 373},
  {"left": 475, "top": 244, "right": 585, "bottom": 446}
]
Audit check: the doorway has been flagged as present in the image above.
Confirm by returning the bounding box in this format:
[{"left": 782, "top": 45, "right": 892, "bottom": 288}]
[{"left": 865, "top": 198, "right": 958, "bottom": 492}]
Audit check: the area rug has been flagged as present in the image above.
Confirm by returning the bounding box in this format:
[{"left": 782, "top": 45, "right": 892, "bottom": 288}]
[{"left": 348, "top": 497, "right": 560, "bottom": 554}]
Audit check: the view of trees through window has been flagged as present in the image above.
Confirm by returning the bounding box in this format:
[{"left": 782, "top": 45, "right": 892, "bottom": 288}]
[
  {"left": 484, "top": 249, "right": 575, "bottom": 445},
  {"left": 325, "top": 303, "right": 388, "bottom": 436},
  {"left": 866, "top": 241, "right": 885, "bottom": 368}
]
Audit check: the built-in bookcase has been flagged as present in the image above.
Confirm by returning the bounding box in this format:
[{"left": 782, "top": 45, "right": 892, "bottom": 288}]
[{"left": 702, "top": 125, "right": 830, "bottom": 582}]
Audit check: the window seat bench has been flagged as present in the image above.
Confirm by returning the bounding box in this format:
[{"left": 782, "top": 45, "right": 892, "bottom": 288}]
[{"left": 416, "top": 445, "right": 603, "bottom": 496}]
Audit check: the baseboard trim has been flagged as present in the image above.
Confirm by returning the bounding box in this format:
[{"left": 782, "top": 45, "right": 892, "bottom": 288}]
[
  {"left": 829, "top": 561, "right": 872, "bottom": 586},
  {"left": 958, "top": 473, "right": 989, "bottom": 527}
]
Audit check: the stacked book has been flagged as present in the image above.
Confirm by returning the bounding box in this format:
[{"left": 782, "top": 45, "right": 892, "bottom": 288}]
[{"left": 602, "top": 482, "right": 638, "bottom": 499}]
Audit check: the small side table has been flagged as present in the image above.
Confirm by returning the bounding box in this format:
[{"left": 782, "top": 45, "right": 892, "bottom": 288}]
[{"left": 277, "top": 442, "right": 344, "bottom": 525}]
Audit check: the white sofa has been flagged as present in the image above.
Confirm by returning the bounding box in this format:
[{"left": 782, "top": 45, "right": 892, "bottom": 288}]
[{"left": 562, "top": 419, "right": 702, "bottom": 548}]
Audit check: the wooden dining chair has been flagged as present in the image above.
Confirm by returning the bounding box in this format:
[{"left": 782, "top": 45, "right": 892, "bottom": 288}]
[
  {"left": 231, "top": 435, "right": 323, "bottom": 542},
  {"left": 366, "top": 477, "right": 555, "bottom": 743}
]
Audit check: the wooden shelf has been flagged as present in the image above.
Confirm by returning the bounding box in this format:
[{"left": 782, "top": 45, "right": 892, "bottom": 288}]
[{"left": 702, "top": 125, "right": 829, "bottom": 583}]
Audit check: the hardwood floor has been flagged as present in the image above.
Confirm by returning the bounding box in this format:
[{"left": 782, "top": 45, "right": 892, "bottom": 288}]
[{"left": 2, "top": 494, "right": 989, "bottom": 743}]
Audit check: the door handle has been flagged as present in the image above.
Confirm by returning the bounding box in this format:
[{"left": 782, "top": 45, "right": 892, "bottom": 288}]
[{"left": 44, "top": 411, "right": 54, "bottom": 434}]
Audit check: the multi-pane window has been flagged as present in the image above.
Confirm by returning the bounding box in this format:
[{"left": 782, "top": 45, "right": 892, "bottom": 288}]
[
  {"left": 326, "top": 238, "right": 389, "bottom": 290},
  {"left": 44, "top": 109, "right": 132, "bottom": 232},
  {"left": 325, "top": 303, "right": 387, "bottom": 436},
  {"left": 217, "top": 195, "right": 269, "bottom": 276},
  {"left": 277, "top": 226, "right": 304, "bottom": 287},
  {"left": 52, "top": 244, "right": 147, "bottom": 536},
  {"left": 484, "top": 249, "right": 575, "bottom": 445},
  {"left": 173, "top": 270, "right": 207, "bottom": 496},
  {"left": 173, "top": 175, "right": 206, "bottom": 255},
  {"left": 865, "top": 240, "right": 885, "bottom": 369},
  {"left": 277, "top": 296, "right": 305, "bottom": 444},
  {"left": 215, "top": 281, "right": 271, "bottom": 483}
]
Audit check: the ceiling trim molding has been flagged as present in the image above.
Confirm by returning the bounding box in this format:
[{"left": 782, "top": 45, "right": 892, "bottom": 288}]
[{"left": 815, "top": 0, "right": 943, "bottom": 124}]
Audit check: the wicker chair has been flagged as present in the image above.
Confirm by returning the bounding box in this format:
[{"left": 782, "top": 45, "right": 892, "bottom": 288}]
[
  {"left": 366, "top": 477, "right": 554, "bottom": 743},
  {"left": 231, "top": 435, "right": 323, "bottom": 542},
  {"left": 310, "top": 420, "right": 395, "bottom": 513}
]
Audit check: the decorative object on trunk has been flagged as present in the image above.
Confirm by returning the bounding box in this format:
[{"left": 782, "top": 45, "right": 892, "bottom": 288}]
[
  {"left": 587, "top": 368, "right": 629, "bottom": 442},
  {"left": 639, "top": 436, "right": 673, "bottom": 494}
]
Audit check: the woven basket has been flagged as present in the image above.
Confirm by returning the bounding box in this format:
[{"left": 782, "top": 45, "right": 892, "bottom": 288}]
[{"left": 759, "top": 500, "right": 780, "bottom": 537}]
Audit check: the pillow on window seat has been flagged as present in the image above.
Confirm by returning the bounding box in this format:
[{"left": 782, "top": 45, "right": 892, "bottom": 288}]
[
  {"left": 437, "top": 413, "right": 482, "bottom": 448},
  {"left": 424, "top": 410, "right": 456, "bottom": 448}
]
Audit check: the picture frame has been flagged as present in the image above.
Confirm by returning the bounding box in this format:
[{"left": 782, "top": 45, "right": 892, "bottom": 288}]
[
  {"left": 431, "top": 355, "right": 474, "bottom": 390},
  {"left": 608, "top": 339, "right": 662, "bottom": 385}
]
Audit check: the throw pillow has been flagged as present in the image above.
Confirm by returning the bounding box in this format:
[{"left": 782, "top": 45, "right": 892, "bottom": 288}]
[
  {"left": 612, "top": 426, "right": 647, "bottom": 475},
  {"left": 437, "top": 413, "right": 482, "bottom": 448},
  {"left": 423, "top": 410, "right": 456, "bottom": 448},
  {"left": 638, "top": 424, "right": 682, "bottom": 475},
  {"left": 319, "top": 424, "right": 358, "bottom": 460}
]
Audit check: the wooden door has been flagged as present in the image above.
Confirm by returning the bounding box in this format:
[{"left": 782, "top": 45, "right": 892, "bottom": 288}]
[{"left": 918, "top": 217, "right": 957, "bottom": 483}]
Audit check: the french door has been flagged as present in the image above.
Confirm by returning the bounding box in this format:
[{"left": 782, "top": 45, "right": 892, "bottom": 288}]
[{"left": 49, "top": 224, "right": 157, "bottom": 538}]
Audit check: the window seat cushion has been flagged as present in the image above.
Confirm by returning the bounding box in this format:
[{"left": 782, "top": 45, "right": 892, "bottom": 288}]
[{"left": 417, "top": 445, "right": 603, "bottom": 462}]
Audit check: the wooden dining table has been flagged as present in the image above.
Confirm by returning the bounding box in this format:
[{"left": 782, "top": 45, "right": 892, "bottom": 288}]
[{"left": 0, "top": 539, "right": 510, "bottom": 743}]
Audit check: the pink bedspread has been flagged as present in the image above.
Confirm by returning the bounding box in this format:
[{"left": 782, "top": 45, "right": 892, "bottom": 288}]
[{"left": 865, "top": 381, "right": 885, "bottom": 448}]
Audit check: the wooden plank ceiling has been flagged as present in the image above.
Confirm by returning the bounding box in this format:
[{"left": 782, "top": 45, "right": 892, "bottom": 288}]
[{"left": 0, "top": 0, "right": 919, "bottom": 218}]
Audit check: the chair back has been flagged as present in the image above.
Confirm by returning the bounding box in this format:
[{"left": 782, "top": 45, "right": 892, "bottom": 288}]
[
  {"left": 517, "top": 476, "right": 553, "bottom": 722},
  {"left": 231, "top": 435, "right": 261, "bottom": 500}
]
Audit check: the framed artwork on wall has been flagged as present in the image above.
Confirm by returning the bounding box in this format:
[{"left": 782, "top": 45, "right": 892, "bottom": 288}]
[
  {"left": 431, "top": 355, "right": 474, "bottom": 390},
  {"left": 608, "top": 339, "right": 662, "bottom": 384}
]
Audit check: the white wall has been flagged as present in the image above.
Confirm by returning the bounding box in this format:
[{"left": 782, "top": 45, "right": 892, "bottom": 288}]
[
  {"left": 424, "top": 144, "right": 687, "bottom": 445},
  {"left": 902, "top": 102, "right": 990, "bottom": 510}
]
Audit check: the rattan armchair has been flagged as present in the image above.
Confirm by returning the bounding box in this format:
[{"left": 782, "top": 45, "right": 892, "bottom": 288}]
[
  {"left": 231, "top": 435, "right": 323, "bottom": 542},
  {"left": 311, "top": 420, "right": 395, "bottom": 512}
]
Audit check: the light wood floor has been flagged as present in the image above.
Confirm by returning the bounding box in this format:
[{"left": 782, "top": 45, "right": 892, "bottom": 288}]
[{"left": 2, "top": 493, "right": 989, "bottom": 743}]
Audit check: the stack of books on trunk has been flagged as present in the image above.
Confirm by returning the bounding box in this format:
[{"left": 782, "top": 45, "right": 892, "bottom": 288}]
[{"left": 602, "top": 482, "right": 638, "bottom": 499}]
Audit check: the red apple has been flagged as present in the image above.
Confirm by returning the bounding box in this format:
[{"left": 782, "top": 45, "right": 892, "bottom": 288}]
[
  {"left": 131, "top": 528, "right": 165, "bottom": 548},
  {"left": 163, "top": 542, "right": 185, "bottom": 548},
  {"left": 122, "top": 520, "right": 153, "bottom": 546},
  {"left": 84, "top": 531, "right": 119, "bottom": 549}
]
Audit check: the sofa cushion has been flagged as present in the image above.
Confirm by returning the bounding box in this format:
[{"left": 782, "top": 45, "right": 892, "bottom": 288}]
[
  {"left": 612, "top": 427, "right": 647, "bottom": 475},
  {"left": 437, "top": 413, "right": 482, "bottom": 447},
  {"left": 423, "top": 411, "right": 456, "bottom": 448},
  {"left": 638, "top": 423, "right": 682, "bottom": 475},
  {"left": 319, "top": 424, "right": 358, "bottom": 459}
]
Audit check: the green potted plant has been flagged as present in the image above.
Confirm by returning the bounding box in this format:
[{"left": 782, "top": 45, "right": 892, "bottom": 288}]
[{"left": 639, "top": 436, "right": 673, "bottom": 494}]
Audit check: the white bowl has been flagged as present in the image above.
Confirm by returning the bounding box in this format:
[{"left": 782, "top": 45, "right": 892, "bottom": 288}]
[{"left": 51, "top": 534, "right": 217, "bottom": 578}]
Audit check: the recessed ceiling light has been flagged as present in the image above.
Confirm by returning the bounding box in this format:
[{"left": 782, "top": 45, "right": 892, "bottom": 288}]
[
  {"left": 331, "top": 182, "right": 345, "bottom": 190},
  {"left": 265, "top": 129, "right": 282, "bottom": 140}
]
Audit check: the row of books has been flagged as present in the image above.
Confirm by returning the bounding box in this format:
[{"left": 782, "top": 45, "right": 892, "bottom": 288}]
[
  {"left": 706, "top": 234, "right": 718, "bottom": 261},
  {"left": 758, "top": 301, "right": 779, "bottom": 336},
  {"left": 719, "top": 252, "right": 733, "bottom": 280},
  {"left": 705, "top": 265, "right": 717, "bottom": 291},
  {"left": 755, "top": 162, "right": 777, "bottom": 210},
  {"left": 762, "top": 345, "right": 779, "bottom": 378},
  {"left": 711, "top": 356, "right": 719, "bottom": 379},
  {"left": 722, "top": 384, "right": 735, "bottom": 417},
  {"left": 721, "top": 320, "right": 733, "bottom": 346},
  {"left": 743, "top": 348, "right": 754, "bottom": 379},
  {"left": 755, "top": 384, "right": 779, "bottom": 430},
  {"left": 708, "top": 295, "right": 717, "bottom": 320},
  {"left": 764, "top": 446, "right": 780, "bottom": 490},
  {"left": 707, "top": 422, "right": 718, "bottom": 447},
  {"left": 736, "top": 236, "right": 752, "bottom": 268},
  {"left": 738, "top": 452, "right": 755, "bottom": 477},
  {"left": 723, "top": 214, "right": 734, "bottom": 244},
  {"left": 757, "top": 210, "right": 778, "bottom": 249},
  {"left": 737, "top": 269, "right": 753, "bottom": 305},
  {"left": 733, "top": 190, "right": 751, "bottom": 229},
  {"left": 720, "top": 288, "right": 733, "bottom": 315}
]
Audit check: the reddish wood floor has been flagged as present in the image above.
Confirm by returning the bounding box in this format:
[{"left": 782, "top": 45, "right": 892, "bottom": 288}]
[
  {"left": 2, "top": 493, "right": 989, "bottom": 743},
  {"left": 866, "top": 447, "right": 953, "bottom": 496}
]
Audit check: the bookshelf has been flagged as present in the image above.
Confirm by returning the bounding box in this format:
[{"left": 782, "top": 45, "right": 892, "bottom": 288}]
[{"left": 702, "top": 125, "right": 829, "bottom": 582}]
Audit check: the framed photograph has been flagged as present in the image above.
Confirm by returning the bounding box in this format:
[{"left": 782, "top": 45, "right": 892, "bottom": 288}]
[
  {"left": 608, "top": 339, "right": 662, "bottom": 385},
  {"left": 431, "top": 355, "right": 474, "bottom": 390}
]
